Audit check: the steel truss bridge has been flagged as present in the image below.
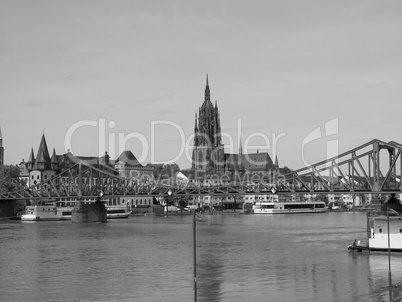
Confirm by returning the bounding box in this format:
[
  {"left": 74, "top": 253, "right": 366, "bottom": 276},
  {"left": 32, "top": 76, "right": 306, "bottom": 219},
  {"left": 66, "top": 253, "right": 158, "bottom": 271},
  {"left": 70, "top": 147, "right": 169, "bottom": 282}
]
[{"left": 1, "top": 139, "right": 402, "bottom": 201}]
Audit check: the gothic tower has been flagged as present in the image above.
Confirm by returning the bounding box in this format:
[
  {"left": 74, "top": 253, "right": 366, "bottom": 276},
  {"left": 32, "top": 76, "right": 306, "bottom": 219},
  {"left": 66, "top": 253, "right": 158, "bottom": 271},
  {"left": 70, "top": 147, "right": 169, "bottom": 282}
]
[
  {"left": 28, "top": 134, "right": 57, "bottom": 186},
  {"left": 0, "top": 127, "right": 4, "bottom": 166},
  {"left": 192, "top": 75, "right": 224, "bottom": 171}
]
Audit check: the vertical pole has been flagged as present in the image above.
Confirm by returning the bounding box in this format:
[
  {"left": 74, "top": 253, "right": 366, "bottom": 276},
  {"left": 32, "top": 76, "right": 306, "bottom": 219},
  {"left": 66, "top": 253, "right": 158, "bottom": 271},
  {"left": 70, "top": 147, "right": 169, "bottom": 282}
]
[
  {"left": 78, "top": 162, "right": 82, "bottom": 205},
  {"left": 373, "top": 142, "right": 380, "bottom": 192},
  {"left": 387, "top": 204, "right": 392, "bottom": 301},
  {"left": 193, "top": 210, "right": 197, "bottom": 302}
]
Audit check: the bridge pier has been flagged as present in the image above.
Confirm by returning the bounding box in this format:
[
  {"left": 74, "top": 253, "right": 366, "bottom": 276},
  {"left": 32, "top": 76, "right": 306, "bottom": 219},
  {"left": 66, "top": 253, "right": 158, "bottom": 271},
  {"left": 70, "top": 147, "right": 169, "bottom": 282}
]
[{"left": 71, "top": 200, "right": 107, "bottom": 223}]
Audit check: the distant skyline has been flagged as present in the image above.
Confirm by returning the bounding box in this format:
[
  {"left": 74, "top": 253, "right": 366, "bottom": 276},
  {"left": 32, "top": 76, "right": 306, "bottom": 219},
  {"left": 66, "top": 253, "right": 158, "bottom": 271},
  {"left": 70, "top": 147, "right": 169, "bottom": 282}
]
[{"left": 1, "top": 0, "right": 401, "bottom": 170}]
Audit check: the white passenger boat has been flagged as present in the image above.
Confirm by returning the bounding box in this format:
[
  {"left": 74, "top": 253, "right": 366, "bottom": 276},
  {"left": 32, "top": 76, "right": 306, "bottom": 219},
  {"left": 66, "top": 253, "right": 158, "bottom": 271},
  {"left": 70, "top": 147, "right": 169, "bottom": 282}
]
[
  {"left": 252, "top": 201, "right": 327, "bottom": 214},
  {"left": 106, "top": 205, "right": 131, "bottom": 219},
  {"left": 21, "top": 202, "right": 73, "bottom": 221}
]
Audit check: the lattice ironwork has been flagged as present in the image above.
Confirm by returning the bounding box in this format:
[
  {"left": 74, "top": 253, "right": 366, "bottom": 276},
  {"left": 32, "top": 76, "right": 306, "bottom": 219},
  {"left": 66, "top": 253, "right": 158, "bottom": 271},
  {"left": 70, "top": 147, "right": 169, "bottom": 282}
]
[{"left": 1, "top": 139, "right": 402, "bottom": 200}]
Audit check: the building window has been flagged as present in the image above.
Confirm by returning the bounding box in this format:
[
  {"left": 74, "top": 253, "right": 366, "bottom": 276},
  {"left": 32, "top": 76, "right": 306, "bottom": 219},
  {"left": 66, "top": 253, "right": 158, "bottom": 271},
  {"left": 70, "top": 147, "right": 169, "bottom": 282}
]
[{"left": 379, "top": 228, "right": 383, "bottom": 233}]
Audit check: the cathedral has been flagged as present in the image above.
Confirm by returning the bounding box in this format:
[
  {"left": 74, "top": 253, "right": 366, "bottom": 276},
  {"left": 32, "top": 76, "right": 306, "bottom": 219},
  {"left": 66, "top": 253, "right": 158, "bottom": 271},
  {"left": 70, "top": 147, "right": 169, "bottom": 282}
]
[{"left": 192, "top": 76, "right": 278, "bottom": 174}]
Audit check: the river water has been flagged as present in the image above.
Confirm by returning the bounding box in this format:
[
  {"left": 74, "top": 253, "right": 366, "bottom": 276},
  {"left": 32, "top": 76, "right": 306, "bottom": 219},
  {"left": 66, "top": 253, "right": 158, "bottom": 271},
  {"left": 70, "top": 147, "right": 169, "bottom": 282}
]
[{"left": 0, "top": 212, "right": 401, "bottom": 302}]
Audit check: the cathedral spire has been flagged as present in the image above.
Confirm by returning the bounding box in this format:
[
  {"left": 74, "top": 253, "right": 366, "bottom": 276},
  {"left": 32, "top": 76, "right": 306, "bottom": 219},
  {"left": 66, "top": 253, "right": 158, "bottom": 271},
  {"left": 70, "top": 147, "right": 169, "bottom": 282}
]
[{"left": 204, "top": 74, "right": 210, "bottom": 102}]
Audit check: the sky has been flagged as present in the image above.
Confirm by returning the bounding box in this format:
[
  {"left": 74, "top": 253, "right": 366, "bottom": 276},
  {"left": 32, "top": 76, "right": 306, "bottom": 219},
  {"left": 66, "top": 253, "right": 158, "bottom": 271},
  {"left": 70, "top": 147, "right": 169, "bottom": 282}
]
[{"left": 0, "top": 0, "right": 401, "bottom": 170}]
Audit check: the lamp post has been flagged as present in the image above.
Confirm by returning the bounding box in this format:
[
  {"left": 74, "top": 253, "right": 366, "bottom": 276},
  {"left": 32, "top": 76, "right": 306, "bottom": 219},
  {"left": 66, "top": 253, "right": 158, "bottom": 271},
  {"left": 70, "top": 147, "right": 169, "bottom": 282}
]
[
  {"left": 167, "top": 189, "right": 173, "bottom": 214},
  {"left": 193, "top": 210, "right": 197, "bottom": 302},
  {"left": 387, "top": 202, "right": 392, "bottom": 301}
]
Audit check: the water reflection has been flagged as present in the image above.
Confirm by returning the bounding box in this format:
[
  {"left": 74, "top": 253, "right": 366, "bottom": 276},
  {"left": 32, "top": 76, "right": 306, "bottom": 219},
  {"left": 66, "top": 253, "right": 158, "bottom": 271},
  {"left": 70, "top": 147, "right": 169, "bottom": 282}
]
[{"left": 2, "top": 213, "right": 402, "bottom": 301}]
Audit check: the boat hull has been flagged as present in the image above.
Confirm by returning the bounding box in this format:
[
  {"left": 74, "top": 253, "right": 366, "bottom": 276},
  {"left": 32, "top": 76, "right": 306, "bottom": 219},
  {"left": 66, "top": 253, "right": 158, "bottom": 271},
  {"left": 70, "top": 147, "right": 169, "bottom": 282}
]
[{"left": 253, "top": 208, "right": 327, "bottom": 214}]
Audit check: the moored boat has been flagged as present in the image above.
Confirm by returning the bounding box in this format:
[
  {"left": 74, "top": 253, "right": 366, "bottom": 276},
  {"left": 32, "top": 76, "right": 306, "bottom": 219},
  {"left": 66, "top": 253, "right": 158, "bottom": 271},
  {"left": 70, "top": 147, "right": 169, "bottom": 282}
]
[
  {"left": 349, "top": 212, "right": 402, "bottom": 252},
  {"left": 348, "top": 195, "right": 402, "bottom": 252},
  {"left": 252, "top": 201, "right": 327, "bottom": 214},
  {"left": 106, "top": 205, "right": 131, "bottom": 219},
  {"left": 21, "top": 202, "right": 73, "bottom": 221}
]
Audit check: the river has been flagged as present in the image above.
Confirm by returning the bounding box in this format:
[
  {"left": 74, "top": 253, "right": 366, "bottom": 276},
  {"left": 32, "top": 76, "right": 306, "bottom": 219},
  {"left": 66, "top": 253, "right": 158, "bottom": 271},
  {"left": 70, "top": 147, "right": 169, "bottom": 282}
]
[{"left": 0, "top": 212, "right": 401, "bottom": 302}]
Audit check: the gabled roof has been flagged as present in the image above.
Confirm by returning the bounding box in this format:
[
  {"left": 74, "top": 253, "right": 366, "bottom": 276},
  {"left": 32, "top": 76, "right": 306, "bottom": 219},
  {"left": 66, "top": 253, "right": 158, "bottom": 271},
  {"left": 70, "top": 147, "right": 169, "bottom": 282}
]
[
  {"left": 224, "top": 152, "right": 276, "bottom": 172},
  {"left": 115, "top": 151, "right": 143, "bottom": 167},
  {"left": 242, "top": 152, "right": 275, "bottom": 171}
]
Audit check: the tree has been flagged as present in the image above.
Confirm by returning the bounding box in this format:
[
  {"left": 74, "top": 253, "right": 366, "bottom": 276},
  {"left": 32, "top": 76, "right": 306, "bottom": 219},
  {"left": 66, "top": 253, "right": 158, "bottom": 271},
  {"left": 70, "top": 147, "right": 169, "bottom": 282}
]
[
  {"left": 0, "top": 165, "right": 25, "bottom": 195},
  {"left": 146, "top": 163, "right": 180, "bottom": 180}
]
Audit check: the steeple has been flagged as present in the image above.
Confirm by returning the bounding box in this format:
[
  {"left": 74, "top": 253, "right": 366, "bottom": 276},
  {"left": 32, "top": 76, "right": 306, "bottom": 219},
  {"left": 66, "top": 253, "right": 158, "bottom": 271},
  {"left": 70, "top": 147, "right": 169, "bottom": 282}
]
[
  {"left": 204, "top": 74, "right": 210, "bottom": 103},
  {"left": 27, "top": 147, "right": 35, "bottom": 171},
  {"left": 34, "top": 134, "right": 51, "bottom": 170},
  {"left": 51, "top": 147, "right": 59, "bottom": 171}
]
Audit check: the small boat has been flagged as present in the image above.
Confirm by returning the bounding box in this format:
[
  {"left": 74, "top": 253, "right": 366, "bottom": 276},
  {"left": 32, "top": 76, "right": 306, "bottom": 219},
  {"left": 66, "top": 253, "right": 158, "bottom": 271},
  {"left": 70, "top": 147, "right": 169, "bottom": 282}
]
[
  {"left": 21, "top": 202, "right": 73, "bottom": 221},
  {"left": 106, "top": 205, "right": 131, "bottom": 219},
  {"left": 252, "top": 201, "right": 327, "bottom": 214},
  {"left": 349, "top": 213, "right": 402, "bottom": 252}
]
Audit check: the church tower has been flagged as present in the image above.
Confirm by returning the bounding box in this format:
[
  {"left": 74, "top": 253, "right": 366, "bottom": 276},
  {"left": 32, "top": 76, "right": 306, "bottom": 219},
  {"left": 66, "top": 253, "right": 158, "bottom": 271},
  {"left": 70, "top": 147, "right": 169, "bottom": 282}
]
[
  {"left": 0, "top": 127, "right": 4, "bottom": 166},
  {"left": 192, "top": 75, "right": 224, "bottom": 171},
  {"left": 28, "top": 134, "right": 57, "bottom": 186}
]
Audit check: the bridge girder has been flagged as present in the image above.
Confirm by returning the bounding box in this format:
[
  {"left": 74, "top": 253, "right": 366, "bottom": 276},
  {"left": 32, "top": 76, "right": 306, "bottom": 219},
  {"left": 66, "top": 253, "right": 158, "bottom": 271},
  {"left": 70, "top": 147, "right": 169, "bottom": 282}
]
[{"left": 1, "top": 139, "right": 402, "bottom": 201}]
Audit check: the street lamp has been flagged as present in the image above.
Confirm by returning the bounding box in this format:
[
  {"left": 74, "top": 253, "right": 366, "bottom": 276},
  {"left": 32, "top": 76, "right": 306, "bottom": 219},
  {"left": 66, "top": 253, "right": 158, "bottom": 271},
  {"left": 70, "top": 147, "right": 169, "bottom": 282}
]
[
  {"left": 166, "top": 189, "right": 173, "bottom": 214},
  {"left": 193, "top": 210, "right": 197, "bottom": 302}
]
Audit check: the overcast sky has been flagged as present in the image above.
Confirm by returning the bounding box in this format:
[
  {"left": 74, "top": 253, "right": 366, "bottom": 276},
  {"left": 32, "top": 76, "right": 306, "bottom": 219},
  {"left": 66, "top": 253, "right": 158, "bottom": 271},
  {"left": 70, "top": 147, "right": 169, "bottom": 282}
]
[{"left": 1, "top": 0, "right": 401, "bottom": 170}]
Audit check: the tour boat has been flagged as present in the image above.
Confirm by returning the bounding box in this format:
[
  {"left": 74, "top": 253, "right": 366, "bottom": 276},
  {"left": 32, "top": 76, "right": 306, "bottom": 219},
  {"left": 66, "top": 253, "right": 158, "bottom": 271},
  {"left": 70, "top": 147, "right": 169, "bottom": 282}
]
[
  {"left": 21, "top": 202, "right": 73, "bottom": 221},
  {"left": 252, "top": 201, "right": 327, "bottom": 214},
  {"left": 106, "top": 205, "right": 131, "bottom": 219}
]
